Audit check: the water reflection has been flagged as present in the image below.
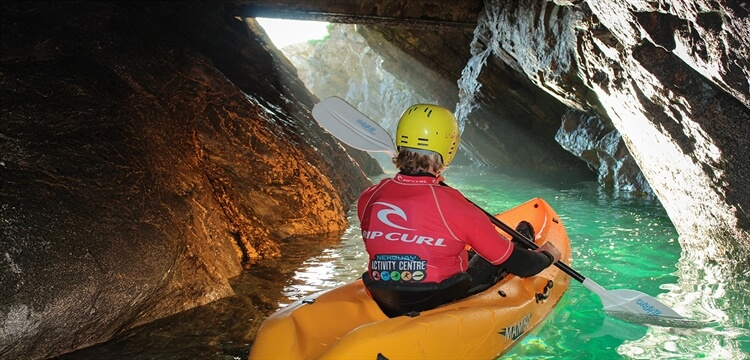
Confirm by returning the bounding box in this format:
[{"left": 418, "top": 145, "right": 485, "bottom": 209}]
[
  {"left": 581, "top": 317, "right": 649, "bottom": 341},
  {"left": 619, "top": 248, "right": 750, "bottom": 359},
  {"left": 279, "top": 212, "right": 367, "bottom": 307}
]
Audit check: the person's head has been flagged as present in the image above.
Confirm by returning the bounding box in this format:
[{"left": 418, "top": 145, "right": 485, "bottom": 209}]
[{"left": 393, "top": 104, "right": 460, "bottom": 175}]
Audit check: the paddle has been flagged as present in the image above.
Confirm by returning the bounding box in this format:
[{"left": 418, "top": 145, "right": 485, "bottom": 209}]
[{"left": 311, "top": 96, "right": 688, "bottom": 324}]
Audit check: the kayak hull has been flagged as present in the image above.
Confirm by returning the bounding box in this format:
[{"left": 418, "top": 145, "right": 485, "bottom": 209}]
[{"left": 249, "top": 198, "right": 572, "bottom": 359}]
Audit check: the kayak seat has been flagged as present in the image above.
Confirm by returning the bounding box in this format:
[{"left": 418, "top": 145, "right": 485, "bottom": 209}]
[{"left": 362, "top": 271, "right": 472, "bottom": 318}]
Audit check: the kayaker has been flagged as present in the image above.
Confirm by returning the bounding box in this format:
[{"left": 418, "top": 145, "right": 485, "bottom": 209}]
[{"left": 358, "top": 103, "right": 562, "bottom": 317}]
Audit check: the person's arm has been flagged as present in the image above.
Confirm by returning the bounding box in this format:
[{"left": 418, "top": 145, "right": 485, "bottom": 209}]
[{"left": 500, "top": 242, "right": 560, "bottom": 277}]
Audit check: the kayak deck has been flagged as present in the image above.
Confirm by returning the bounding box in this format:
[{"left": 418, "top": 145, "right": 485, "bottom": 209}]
[{"left": 249, "top": 198, "right": 572, "bottom": 359}]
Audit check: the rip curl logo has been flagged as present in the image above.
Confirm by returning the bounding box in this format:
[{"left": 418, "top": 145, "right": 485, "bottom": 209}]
[
  {"left": 363, "top": 203, "right": 447, "bottom": 247},
  {"left": 374, "top": 202, "right": 414, "bottom": 230}
]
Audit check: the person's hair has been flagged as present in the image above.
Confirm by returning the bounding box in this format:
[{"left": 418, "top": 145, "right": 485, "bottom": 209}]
[{"left": 393, "top": 148, "right": 445, "bottom": 175}]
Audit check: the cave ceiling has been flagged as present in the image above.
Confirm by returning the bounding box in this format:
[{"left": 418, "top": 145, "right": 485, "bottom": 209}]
[{"left": 229, "top": 0, "right": 484, "bottom": 29}]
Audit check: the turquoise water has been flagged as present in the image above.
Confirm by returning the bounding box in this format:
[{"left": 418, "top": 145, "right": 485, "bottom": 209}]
[{"left": 281, "top": 167, "right": 750, "bottom": 359}]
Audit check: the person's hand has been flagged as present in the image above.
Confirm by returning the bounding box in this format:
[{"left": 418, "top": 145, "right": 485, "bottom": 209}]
[{"left": 536, "top": 242, "right": 561, "bottom": 265}]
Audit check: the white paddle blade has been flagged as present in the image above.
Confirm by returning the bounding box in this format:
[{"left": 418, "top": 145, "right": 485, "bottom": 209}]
[
  {"left": 582, "top": 278, "right": 685, "bottom": 323},
  {"left": 601, "top": 289, "right": 684, "bottom": 319},
  {"left": 312, "top": 96, "right": 397, "bottom": 157}
]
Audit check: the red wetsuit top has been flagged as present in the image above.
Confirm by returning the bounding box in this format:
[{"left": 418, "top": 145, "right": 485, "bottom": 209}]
[{"left": 357, "top": 173, "right": 514, "bottom": 283}]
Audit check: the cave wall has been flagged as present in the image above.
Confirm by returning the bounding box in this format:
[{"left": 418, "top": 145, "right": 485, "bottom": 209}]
[{"left": 0, "top": 2, "right": 374, "bottom": 359}]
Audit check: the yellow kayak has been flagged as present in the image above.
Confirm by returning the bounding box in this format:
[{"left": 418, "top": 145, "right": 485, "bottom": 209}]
[{"left": 249, "top": 198, "right": 572, "bottom": 359}]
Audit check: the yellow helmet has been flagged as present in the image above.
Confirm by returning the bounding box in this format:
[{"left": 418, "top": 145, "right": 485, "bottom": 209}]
[{"left": 395, "top": 104, "right": 460, "bottom": 166}]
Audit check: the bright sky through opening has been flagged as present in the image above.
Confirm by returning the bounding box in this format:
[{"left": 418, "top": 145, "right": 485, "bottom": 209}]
[{"left": 256, "top": 18, "right": 330, "bottom": 48}]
